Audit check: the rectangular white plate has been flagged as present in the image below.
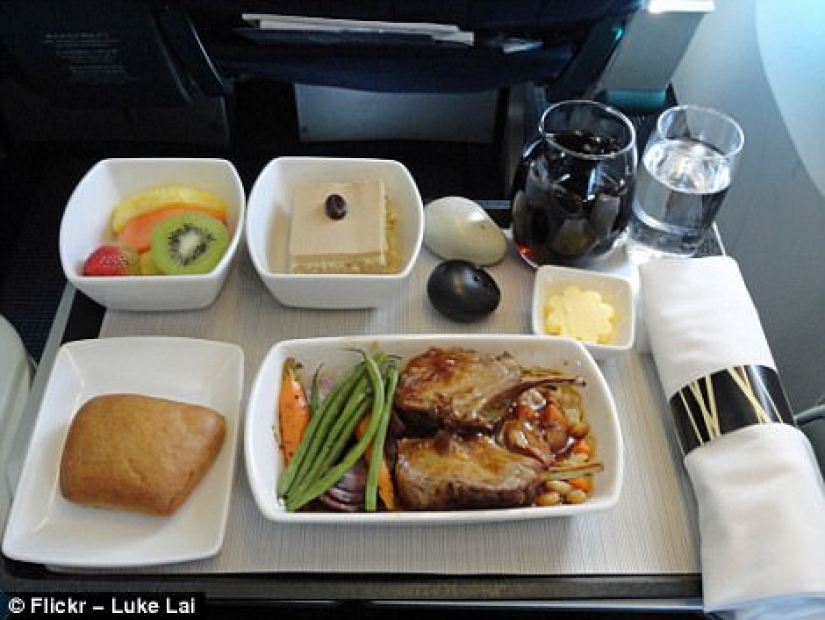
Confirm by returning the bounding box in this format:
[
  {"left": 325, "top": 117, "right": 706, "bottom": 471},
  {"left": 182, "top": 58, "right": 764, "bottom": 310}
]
[
  {"left": 245, "top": 334, "right": 624, "bottom": 524},
  {"left": 2, "top": 337, "right": 243, "bottom": 568}
]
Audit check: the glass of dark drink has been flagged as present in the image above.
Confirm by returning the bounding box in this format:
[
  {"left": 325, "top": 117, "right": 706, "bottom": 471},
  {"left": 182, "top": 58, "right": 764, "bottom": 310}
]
[{"left": 510, "top": 99, "right": 637, "bottom": 267}]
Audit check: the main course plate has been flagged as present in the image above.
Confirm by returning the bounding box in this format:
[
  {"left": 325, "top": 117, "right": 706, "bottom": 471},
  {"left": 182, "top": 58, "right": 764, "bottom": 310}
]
[{"left": 245, "top": 334, "right": 624, "bottom": 524}]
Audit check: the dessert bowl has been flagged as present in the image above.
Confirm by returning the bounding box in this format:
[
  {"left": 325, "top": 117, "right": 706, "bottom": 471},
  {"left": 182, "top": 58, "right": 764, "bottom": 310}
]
[
  {"left": 245, "top": 156, "right": 424, "bottom": 309},
  {"left": 59, "top": 158, "right": 245, "bottom": 311}
]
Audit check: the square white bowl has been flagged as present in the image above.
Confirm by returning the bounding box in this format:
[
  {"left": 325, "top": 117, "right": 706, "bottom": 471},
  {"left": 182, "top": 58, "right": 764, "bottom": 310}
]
[
  {"left": 531, "top": 265, "right": 635, "bottom": 360},
  {"left": 245, "top": 157, "right": 424, "bottom": 308},
  {"left": 2, "top": 337, "right": 243, "bottom": 568},
  {"left": 59, "top": 158, "right": 245, "bottom": 311},
  {"left": 245, "top": 334, "right": 624, "bottom": 524}
]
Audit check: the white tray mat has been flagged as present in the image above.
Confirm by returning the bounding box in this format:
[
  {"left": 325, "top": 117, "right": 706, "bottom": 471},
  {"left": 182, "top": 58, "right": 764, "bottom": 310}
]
[{"left": 93, "top": 245, "right": 699, "bottom": 575}]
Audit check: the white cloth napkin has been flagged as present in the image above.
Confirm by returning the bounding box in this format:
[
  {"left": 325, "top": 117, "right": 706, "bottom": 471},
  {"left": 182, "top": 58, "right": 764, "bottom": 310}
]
[
  {"left": 685, "top": 424, "right": 825, "bottom": 619},
  {"left": 640, "top": 256, "right": 825, "bottom": 619},
  {"left": 639, "top": 256, "right": 775, "bottom": 399}
]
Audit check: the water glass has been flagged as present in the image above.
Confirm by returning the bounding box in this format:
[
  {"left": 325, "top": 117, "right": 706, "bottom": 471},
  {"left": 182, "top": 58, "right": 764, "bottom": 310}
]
[{"left": 625, "top": 105, "right": 744, "bottom": 262}]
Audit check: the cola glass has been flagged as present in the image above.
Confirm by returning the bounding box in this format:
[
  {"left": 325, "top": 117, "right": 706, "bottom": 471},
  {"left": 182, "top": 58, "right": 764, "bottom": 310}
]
[{"left": 511, "top": 100, "right": 637, "bottom": 267}]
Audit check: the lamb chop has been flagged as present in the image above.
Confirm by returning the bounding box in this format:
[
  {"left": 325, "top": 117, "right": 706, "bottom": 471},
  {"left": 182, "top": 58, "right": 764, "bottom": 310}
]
[
  {"left": 394, "top": 347, "right": 583, "bottom": 433},
  {"left": 395, "top": 432, "right": 543, "bottom": 511}
]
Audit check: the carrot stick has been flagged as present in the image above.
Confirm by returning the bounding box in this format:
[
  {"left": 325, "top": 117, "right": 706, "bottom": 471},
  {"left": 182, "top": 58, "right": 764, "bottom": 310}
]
[
  {"left": 278, "top": 357, "right": 310, "bottom": 465},
  {"left": 571, "top": 438, "right": 592, "bottom": 456},
  {"left": 355, "top": 413, "right": 397, "bottom": 512},
  {"left": 543, "top": 401, "right": 569, "bottom": 428},
  {"left": 568, "top": 477, "right": 593, "bottom": 493}
]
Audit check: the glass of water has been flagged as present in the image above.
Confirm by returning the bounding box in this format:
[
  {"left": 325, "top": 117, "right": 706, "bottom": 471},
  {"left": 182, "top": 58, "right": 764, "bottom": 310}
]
[{"left": 625, "top": 105, "right": 744, "bottom": 262}]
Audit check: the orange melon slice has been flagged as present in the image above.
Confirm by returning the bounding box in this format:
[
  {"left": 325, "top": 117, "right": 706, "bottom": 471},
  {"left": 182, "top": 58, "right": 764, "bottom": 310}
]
[
  {"left": 111, "top": 186, "right": 226, "bottom": 234},
  {"left": 117, "top": 206, "right": 228, "bottom": 253}
]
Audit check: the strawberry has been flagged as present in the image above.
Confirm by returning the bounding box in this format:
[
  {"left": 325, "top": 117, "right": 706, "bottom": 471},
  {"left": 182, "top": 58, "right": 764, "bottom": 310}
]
[{"left": 82, "top": 244, "right": 141, "bottom": 276}]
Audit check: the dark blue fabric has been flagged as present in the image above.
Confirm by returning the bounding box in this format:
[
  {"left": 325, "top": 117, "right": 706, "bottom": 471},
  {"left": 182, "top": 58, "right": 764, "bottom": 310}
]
[
  {"left": 186, "top": 0, "right": 645, "bottom": 93},
  {"left": 0, "top": 0, "right": 194, "bottom": 107},
  {"left": 0, "top": 0, "right": 646, "bottom": 99},
  {"left": 212, "top": 43, "right": 574, "bottom": 93},
  {"left": 185, "top": 0, "right": 644, "bottom": 31}
]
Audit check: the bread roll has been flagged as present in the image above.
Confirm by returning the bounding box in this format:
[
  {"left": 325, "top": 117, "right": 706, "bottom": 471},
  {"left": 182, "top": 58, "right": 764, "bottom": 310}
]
[{"left": 59, "top": 393, "right": 226, "bottom": 516}]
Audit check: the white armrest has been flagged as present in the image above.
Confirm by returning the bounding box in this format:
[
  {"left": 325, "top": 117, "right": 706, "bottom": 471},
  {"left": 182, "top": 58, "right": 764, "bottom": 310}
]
[{"left": 0, "top": 315, "right": 32, "bottom": 513}]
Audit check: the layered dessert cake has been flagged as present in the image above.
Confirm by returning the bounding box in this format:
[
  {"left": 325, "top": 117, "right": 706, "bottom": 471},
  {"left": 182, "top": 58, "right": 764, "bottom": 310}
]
[{"left": 288, "top": 179, "right": 395, "bottom": 274}]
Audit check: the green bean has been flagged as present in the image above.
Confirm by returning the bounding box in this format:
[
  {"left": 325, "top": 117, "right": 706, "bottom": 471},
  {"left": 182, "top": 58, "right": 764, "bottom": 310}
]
[
  {"left": 286, "top": 387, "right": 370, "bottom": 502},
  {"left": 289, "top": 352, "right": 390, "bottom": 495},
  {"left": 365, "top": 363, "right": 399, "bottom": 511},
  {"left": 309, "top": 366, "right": 322, "bottom": 416},
  {"left": 286, "top": 352, "right": 387, "bottom": 512},
  {"left": 278, "top": 357, "right": 366, "bottom": 497},
  {"left": 279, "top": 350, "right": 389, "bottom": 502},
  {"left": 310, "top": 373, "right": 373, "bottom": 472}
]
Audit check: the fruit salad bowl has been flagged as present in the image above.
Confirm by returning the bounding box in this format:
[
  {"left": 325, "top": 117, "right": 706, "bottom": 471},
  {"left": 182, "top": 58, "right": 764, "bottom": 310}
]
[{"left": 59, "top": 158, "right": 245, "bottom": 311}]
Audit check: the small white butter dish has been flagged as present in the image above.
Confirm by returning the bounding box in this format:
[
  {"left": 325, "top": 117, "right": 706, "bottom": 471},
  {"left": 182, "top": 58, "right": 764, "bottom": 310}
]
[{"left": 531, "top": 265, "right": 635, "bottom": 360}]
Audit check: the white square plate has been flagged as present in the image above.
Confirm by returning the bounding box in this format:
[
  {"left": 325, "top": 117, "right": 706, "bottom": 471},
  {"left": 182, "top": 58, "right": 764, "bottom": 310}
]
[
  {"left": 246, "top": 334, "right": 624, "bottom": 524},
  {"left": 2, "top": 337, "right": 243, "bottom": 568}
]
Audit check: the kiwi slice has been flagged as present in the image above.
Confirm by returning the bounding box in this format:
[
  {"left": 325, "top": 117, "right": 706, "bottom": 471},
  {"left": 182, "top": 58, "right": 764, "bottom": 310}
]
[{"left": 150, "top": 211, "right": 230, "bottom": 275}]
